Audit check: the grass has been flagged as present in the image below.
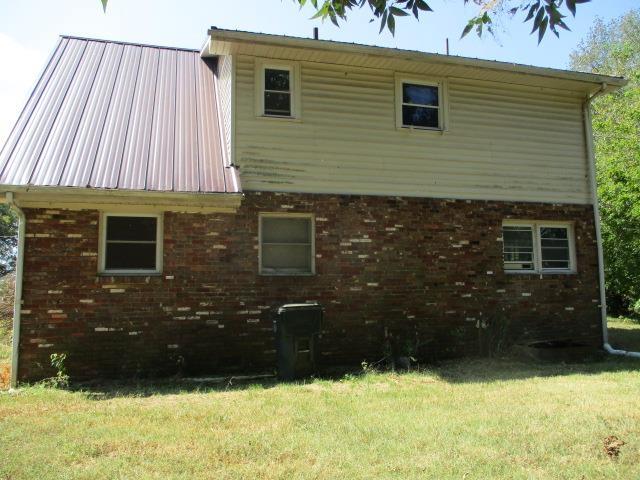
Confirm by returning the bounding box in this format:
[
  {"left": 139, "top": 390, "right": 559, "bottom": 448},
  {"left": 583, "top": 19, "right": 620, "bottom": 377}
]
[
  {"left": 609, "top": 316, "right": 640, "bottom": 352},
  {"left": 0, "top": 307, "right": 638, "bottom": 478},
  {"left": 0, "top": 274, "right": 13, "bottom": 388},
  {"left": 0, "top": 323, "right": 638, "bottom": 478}
]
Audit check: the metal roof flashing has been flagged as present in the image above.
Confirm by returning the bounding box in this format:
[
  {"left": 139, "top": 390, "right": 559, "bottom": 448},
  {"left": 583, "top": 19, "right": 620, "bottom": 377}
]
[{"left": 207, "top": 28, "right": 627, "bottom": 93}]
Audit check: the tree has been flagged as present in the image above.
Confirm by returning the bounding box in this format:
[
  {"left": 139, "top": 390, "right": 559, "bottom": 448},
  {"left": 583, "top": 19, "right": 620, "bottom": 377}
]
[
  {"left": 570, "top": 10, "right": 640, "bottom": 316},
  {"left": 0, "top": 204, "right": 17, "bottom": 276},
  {"left": 99, "top": 0, "right": 591, "bottom": 43}
]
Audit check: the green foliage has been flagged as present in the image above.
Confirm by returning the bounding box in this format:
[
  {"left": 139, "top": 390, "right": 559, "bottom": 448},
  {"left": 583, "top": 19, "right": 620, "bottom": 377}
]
[
  {"left": 98, "top": 0, "right": 588, "bottom": 41},
  {"left": 43, "top": 353, "right": 69, "bottom": 388},
  {"left": 571, "top": 10, "right": 640, "bottom": 316},
  {"left": 297, "top": 0, "right": 589, "bottom": 40},
  {"left": 0, "top": 204, "right": 17, "bottom": 276}
]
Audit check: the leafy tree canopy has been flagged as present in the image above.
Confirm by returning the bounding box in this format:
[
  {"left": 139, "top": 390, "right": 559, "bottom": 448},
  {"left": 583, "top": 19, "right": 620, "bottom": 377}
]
[
  {"left": 570, "top": 10, "right": 640, "bottom": 315},
  {"left": 99, "top": 0, "right": 591, "bottom": 43},
  {"left": 296, "top": 0, "right": 590, "bottom": 42},
  {"left": 0, "top": 204, "right": 17, "bottom": 276}
]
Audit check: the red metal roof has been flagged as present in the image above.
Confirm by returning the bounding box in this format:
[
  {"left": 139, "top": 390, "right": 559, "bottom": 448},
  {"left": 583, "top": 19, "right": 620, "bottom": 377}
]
[{"left": 0, "top": 36, "right": 240, "bottom": 194}]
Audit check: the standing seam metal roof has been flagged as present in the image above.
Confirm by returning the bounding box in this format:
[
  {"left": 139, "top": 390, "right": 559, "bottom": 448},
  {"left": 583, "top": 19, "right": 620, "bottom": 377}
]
[{"left": 0, "top": 36, "right": 240, "bottom": 194}]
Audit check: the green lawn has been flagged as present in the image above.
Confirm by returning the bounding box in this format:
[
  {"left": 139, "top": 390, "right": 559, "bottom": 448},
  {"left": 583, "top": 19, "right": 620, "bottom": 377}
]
[{"left": 0, "top": 320, "right": 639, "bottom": 479}]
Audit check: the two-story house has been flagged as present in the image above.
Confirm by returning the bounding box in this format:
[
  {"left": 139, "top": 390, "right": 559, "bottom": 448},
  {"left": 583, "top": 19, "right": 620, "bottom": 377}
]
[{"left": 0, "top": 29, "right": 627, "bottom": 385}]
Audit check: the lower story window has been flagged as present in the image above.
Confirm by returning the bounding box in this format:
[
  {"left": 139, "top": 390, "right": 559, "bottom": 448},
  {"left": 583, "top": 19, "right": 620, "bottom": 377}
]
[
  {"left": 100, "top": 214, "right": 162, "bottom": 274},
  {"left": 502, "top": 222, "right": 575, "bottom": 273},
  {"left": 539, "top": 226, "right": 571, "bottom": 270},
  {"left": 260, "top": 214, "right": 314, "bottom": 275}
]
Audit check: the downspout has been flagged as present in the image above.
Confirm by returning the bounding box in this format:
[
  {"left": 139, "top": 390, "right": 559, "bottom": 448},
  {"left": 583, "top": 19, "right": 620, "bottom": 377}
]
[
  {"left": 583, "top": 84, "right": 640, "bottom": 359},
  {"left": 5, "top": 192, "right": 26, "bottom": 387}
]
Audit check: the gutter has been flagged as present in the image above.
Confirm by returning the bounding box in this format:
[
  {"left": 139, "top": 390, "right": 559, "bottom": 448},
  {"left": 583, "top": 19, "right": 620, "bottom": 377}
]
[
  {"left": 5, "top": 192, "right": 26, "bottom": 387},
  {"left": 583, "top": 84, "right": 640, "bottom": 359}
]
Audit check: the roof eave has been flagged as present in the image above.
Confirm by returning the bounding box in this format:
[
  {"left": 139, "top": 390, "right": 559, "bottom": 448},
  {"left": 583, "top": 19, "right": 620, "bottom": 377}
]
[
  {"left": 0, "top": 185, "right": 244, "bottom": 213},
  {"left": 207, "top": 28, "right": 627, "bottom": 92}
]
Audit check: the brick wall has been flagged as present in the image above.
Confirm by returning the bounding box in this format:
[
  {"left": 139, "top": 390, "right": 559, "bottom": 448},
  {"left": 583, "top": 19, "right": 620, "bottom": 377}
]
[{"left": 17, "top": 192, "right": 602, "bottom": 381}]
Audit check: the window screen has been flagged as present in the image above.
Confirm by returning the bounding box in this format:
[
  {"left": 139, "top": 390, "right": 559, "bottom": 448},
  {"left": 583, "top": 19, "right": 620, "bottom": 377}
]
[
  {"left": 401, "top": 82, "right": 440, "bottom": 129},
  {"left": 264, "top": 68, "right": 291, "bottom": 117},
  {"left": 540, "top": 226, "right": 571, "bottom": 270},
  {"left": 261, "top": 216, "right": 313, "bottom": 274},
  {"left": 104, "top": 216, "right": 158, "bottom": 271},
  {"left": 502, "top": 225, "right": 535, "bottom": 271}
]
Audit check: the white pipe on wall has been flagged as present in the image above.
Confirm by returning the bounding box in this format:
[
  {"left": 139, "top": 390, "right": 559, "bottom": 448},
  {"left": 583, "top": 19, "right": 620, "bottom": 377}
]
[
  {"left": 5, "top": 192, "right": 26, "bottom": 388},
  {"left": 584, "top": 85, "right": 640, "bottom": 359}
]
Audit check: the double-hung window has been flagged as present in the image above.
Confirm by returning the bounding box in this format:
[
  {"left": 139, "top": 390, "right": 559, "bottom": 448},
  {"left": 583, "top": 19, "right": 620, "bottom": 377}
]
[
  {"left": 396, "top": 76, "right": 446, "bottom": 130},
  {"left": 259, "top": 214, "right": 314, "bottom": 275},
  {"left": 264, "top": 68, "right": 292, "bottom": 117},
  {"left": 256, "top": 60, "right": 300, "bottom": 119},
  {"left": 99, "top": 213, "right": 163, "bottom": 274},
  {"left": 502, "top": 222, "right": 575, "bottom": 274}
]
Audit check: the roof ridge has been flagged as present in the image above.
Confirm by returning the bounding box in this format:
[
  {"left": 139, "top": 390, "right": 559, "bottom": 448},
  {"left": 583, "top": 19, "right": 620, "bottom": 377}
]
[{"left": 60, "top": 35, "right": 200, "bottom": 53}]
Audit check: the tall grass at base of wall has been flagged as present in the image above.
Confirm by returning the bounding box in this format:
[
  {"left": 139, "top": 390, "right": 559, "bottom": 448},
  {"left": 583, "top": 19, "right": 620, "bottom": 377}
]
[{"left": 0, "top": 273, "right": 14, "bottom": 388}]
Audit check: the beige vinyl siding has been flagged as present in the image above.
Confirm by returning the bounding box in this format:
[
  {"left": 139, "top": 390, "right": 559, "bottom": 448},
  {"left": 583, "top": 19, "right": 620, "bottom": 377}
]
[
  {"left": 233, "top": 54, "right": 591, "bottom": 204},
  {"left": 217, "top": 55, "right": 233, "bottom": 164}
]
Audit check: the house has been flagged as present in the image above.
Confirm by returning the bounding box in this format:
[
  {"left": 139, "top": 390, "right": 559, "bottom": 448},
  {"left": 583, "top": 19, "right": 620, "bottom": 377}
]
[{"left": 0, "top": 29, "right": 627, "bottom": 385}]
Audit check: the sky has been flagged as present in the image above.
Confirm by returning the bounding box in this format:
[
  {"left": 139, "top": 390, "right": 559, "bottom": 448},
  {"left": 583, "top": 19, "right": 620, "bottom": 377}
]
[{"left": 0, "top": 0, "right": 637, "bottom": 144}]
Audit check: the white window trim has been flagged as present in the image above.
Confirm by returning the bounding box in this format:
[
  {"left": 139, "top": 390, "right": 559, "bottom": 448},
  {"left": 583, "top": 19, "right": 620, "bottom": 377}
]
[
  {"left": 259, "top": 212, "right": 315, "bottom": 276},
  {"left": 395, "top": 73, "right": 448, "bottom": 132},
  {"left": 502, "top": 220, "right": 577, "bottom": 275},
  {"left": 255, "top": 59, "right": 302, "bottom": 120},
  {"left": 98, "top": 212, "right": 163, "bottom": 275}
]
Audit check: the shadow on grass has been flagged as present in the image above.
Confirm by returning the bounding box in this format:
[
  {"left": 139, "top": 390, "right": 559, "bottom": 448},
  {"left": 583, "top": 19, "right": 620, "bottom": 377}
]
[
  {"left": 72, "top": 354, "right": 640, "bottom": 400},
  {"left": 37, "top": 319, "right": 640, "bottom": 399},
  {"left": 608, "top": 317, "right": 640, "bottom": 351}
]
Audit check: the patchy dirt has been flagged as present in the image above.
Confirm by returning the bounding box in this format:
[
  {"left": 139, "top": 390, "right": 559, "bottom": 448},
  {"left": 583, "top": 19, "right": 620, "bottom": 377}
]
[
  {"left": 0, "top": 364, "right": 10, "bottom": 390},
  {"left": 603, "top": 435, "right": 625, "bottom": 459}
]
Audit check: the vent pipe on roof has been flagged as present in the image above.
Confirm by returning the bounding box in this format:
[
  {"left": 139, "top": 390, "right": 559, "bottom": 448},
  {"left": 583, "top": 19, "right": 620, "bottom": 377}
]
[
  {"left": 313, "top": 27, "right": 319, "bottom": 40},
  {"left": 446, "top": 38, "right": 450, "bottom": 55}
]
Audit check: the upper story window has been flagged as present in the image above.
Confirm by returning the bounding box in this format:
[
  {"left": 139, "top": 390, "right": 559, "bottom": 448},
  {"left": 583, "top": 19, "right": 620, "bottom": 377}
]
[
  {"left": 395, "top": 75, "right": 447, "bottom": 131},
  {"left": 502, "top": 221, "right": 575, "bottom": 274},
  {"left": 255, "top": 60, "right": 301, "bottom": 119},
  {"left": 99, "top": 213, "right": 163, "bottom": 275},
  {"left": 264, "top": 68, "right": 292, "bottom": 116},
  {"left": 259, "top": 214, "right": 314, "bottom": 275}
]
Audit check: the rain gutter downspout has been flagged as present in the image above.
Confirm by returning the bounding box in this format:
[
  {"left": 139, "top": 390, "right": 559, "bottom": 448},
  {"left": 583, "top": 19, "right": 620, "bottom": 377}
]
[
  {"left": 584, "top": 83, "right": 640, "bottom": 359},
  {"left": 5, "top": 192, "right": 26, "bottom": 387}
]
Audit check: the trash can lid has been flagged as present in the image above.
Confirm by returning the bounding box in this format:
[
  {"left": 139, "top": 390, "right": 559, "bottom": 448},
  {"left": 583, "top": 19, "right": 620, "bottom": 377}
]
[{"left": 277, "top": 302, "right": 323, "bottom": 314}]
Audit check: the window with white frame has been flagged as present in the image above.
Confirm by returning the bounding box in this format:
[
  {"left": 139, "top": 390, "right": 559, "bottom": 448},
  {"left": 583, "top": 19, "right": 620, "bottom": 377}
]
[
  {"left": 256, "top": 60, "right": 300, "bottom": 119},
  {"left": 260, "top": 214, "right": 314, "bottom": 275},
  {"left": 503, "top": 225, "right": 535, "bottom": 272},
  {"left": 396, "top": 76, "right": 445, "bottom": 130},
  {"left": 100, "top": 214, "right": 162, "bottom": 274},
  {"left": 502, "top": 222, "right": 575, "bottom": 273}
]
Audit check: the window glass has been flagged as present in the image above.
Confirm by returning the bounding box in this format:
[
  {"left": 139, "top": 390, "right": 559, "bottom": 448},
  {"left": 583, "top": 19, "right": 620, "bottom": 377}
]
[
  {"left": 265, "top": 69, "right": 290, "bottom": 91},
  {"left": 403, "top": 83, "right": 439, "bottom": 106},
  {"left": 262, "top": 245, "right": 312, "bottom": 271},
  {"left": 264, "top": 68, "right": 291, "bottom": 117},
  {"left": 106, "top": 216, "right": 156, "bottom": 241},
  {"left": 261, "top": 216, "right": 313, "bottom": 274},
  {"left": 402, "top": 106, "right": 439, "bottom": 129},
  {"left": 401, "top": 82, "right": 439, "bottom": 128},
  {"left": 105, "top": 243, "right": 157, "bottom": 270},
  {"left": 262, "top": 217, "right": 311, "bottom": 244},
  {"left": 540, "top": 227, "right": 571, "bottom": 270},
  {"left": 104, "top": 216, "right": 158, "bottom": 271},
  {"left": 503, "top": 225, "right": 535, "bottom": 271}
]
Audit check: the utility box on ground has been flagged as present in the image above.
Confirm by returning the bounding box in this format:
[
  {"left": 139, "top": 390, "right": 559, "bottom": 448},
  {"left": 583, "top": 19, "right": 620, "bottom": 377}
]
[{"left": 275, "top": 303, "right": 323, "bottom": 380}]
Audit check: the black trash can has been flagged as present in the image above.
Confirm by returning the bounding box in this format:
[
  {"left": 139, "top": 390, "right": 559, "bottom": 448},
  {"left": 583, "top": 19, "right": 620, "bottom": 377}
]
[{"left": 275, "top": 303, "right": 323, "bottom": 380}]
